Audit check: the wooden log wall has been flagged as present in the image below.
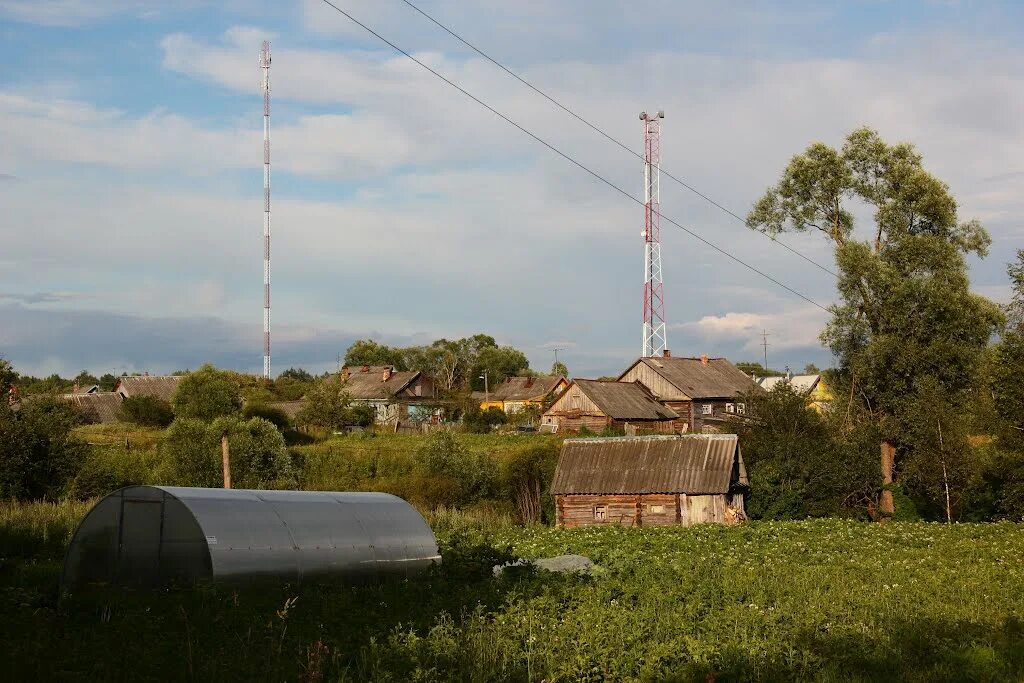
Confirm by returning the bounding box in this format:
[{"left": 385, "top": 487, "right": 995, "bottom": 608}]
[{"left": 556, "top": 494, "right": 731, "bottom": 527}]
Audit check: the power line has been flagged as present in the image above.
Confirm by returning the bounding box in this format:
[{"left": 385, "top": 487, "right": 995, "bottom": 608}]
[
  {"left": 317, "top": 0, "right": 831, "bottom": 314},
  {"left": 396, "top": 0, "right": 838, "bottom": 279}
]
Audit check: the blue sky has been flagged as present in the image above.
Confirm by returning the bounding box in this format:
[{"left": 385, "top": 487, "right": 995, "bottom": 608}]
[{"left": 1, "top": 0, "right": 1022, "bottom": 378}]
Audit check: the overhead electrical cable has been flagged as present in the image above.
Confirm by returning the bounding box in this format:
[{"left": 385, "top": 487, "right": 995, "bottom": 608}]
[
  {"left": 317, "top": 0, "right": 832, "bottom": 313},
  {"left": 395, "top": 0, "right": 839, "bottom": 279}
]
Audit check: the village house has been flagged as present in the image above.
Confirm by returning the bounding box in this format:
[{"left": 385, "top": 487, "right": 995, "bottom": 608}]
[
  {"left": 550, "top": 434, "right": 748, "bottom": 527},
  {"left": 540, "top": 379, "right": 679, "bottom": 433},
  {"left": 757, "top": 373, "right": 833, "bottom": 412},
  {"left": 479, "top": 374, "right": 569, "bottom": 414},
  {"left": 335, "top": 365, "right": 439, "bottom": 425},
  {"left": 618, "top": 352, "right": 761, "bottom": 433}
]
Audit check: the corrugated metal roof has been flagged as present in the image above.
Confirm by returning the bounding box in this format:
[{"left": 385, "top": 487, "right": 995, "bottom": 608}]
[
  {"left": 570, "top": 379, "right": 680, "bottom": 421},
  {"left": 551, "top": 434, "right": 746, "bottom": 495},
  {"left": 758, "top": 374, "right": 820, "bottom": 394},
  {"left": 625, "top": 357, "right": 761, "bottom": 399}
]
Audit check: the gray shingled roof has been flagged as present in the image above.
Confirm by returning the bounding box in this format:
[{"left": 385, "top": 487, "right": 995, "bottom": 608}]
[
  {"left": 490, "top": 375, "right": 566, "bottom": 401},
  {"left": 62, "top": 392, "right": 123, "bottom": 424},
  {"left": 551, "top": 434, "right": 747, "bottom": 495},
  {"left": 333, "top": 366, "right": 419, "bottom": 400},
  {"left": 626, "top": 357, "right": 761, "bottom": 399},
  {"left": 571, "top": 380, "right": 680, "bottom": 421},
  {"left": 115, "top": 376, "right": 182, "bottom": 402}
]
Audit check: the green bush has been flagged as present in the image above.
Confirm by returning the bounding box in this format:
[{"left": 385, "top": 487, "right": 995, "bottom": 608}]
[
  {"left": 295, "top": 381, "right": 374, "bottom": 430},
  {"left": 69, "top": 445, "right": 157, "bottom": 498},
  {"left": 415, "top": 430, "right": 498, "bottom": 504},
  {"left": 118, "top": 395, "right": 174, "bottom": 427},
  {"left": 215, "top": 416, "right": 294, "bottom": 489},
  {"left": 0, "top": 396, "right": 86, "bottom": 500},
  {"left": 161, "top": 418, "right": 221, "bottom": 487},
  {"left": 242, "top": 402, "right": 290, "bottom": 431},
  {"left": 171, "top": 364, "right": 242, "bottom": 422},
  {"left": 161, "top": 416, "right": 293, "bottom": 489},
  {"left": 500, "top": 442, "right": 559, "bottom": 523},
  {"left": 463, "top": 406, "right": 507, "bottom": 433}
]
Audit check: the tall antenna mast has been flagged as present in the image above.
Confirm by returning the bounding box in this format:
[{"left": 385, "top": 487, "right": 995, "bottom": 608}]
[
  {"left": 640, "top": 110, "right": 667, "bottom": 357},
  {"left": 260, "top": 41, "right": 272, "bottom": 379}
]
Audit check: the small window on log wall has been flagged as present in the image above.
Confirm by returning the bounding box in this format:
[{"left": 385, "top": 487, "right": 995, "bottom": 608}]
[
  {"left": 702, "top": 403, "right": 713, "bottom": 415},
  {"left": 594, "top": 505, "right": 607, "bottom": 521},
  {"left": 649, "top": 505, "right": 665, "bottom": 514}
]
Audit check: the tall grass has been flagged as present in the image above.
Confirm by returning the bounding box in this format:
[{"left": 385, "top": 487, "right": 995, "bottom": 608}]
[{"left": 0, "top": 498, "right": 92, "bottom": 561}]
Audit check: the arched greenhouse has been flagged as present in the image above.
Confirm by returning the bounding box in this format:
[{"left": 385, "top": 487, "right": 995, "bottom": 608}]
[{"left": 61, "top": 486, "right": 440, "bottom": 590}]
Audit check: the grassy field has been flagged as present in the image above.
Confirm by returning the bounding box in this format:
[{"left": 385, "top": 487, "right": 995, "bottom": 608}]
[{"left": 1, "top": 499, "right": 1022, "bottom": 682}]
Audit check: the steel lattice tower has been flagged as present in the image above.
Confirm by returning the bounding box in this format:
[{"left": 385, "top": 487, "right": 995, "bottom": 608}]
[
  {"left": 641, "top": 110, "right": 667, "bottom": 357},
  {"left": 260, "top": 41, "right": 272, "bottom": 379}
]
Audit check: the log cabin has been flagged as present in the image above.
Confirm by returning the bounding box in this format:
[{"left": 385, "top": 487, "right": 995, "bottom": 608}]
[{"left": 551, "top": 434, "right": 748, "bottom": 527}]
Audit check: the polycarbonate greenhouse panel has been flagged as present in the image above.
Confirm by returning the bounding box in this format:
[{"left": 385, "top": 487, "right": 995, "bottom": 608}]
[{"left": 61, "top": 486, "right": 440, "bottom": 591}]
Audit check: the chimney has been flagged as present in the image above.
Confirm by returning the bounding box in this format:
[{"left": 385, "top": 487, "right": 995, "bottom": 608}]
[
  {"left": 700, "top": 354, "right": 709, "bottom": 366},
  {"left": 341, "top": 367, "right": 350, "bottom": 381},
  {"left": 382, "top": 367, "right": 393, "bottom": 381},
  {"left": 361, "top": 365, "right": 370, "bottom": 373},
  {"left": 525, "top": 376, "right": 534, "bottom": 389},
  {"left": 663, "top": 349, "right": 671, "bottom": 358}
]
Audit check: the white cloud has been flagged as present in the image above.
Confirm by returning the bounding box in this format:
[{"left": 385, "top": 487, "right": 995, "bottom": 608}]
[{"left": 675, "top": 305, "right": 831, "bottom": 353}]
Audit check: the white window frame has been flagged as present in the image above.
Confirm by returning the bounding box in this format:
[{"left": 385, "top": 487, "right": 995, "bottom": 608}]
[
  {"left": 725, "top": 403, "right": 735, "bottom": 414},
  {"left": 737, "top": 403, "right": 746, "bottom": 415},
  {"left": 594, "top": 504, "right": 607, "bottom": 521},
  {"left": 701, "top": 403, "right": 713, "bottom": 415}
]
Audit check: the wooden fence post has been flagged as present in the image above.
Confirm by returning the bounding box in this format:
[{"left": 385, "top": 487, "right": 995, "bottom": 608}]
[{"left": 221, "top": 433, "right": 232, "bottom": 489}]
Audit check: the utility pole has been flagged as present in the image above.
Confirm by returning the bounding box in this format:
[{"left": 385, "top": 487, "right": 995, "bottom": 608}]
[
  {"left": 640, "top": 110, "right": 667, "bottom": 357},
  {"left": 260, "top": 40, "right": 272, "bottom": 379},
  {"left": 480, "top": 370, "right": 489, "bottom": 406},
  {"left": 761, "top": 329, "right": 771, "bottom": 374},
  {"left": 552, "top": 347, "right": 565, "bottom": 373}
]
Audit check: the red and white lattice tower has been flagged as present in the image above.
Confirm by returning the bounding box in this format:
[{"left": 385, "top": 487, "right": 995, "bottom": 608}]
[
  {"left": 640, "top": 110, "right": 667, "bottom": 357},
  {"left": 260, "top": 41, "right": 272, "bottom": 379}
]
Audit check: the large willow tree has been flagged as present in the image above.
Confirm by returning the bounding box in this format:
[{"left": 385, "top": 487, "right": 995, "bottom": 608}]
[{"left": 748, "top": 128, "right": 1002, "bottom": 517}]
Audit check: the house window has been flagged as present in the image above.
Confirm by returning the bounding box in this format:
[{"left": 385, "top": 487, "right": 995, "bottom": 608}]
[
  {"left": 648, "top": 504, "right": 665, "bottom": 514},
  {"left": 737, "top": 403, "right": 746, "bottom": 415},
  {"left": 701, "top": 403, "right": 712, "bottom": 415},
  {"left": 725, "top": 403, "right": 735, "bottom": 414},
  {"left": 594, "top": 505, "right": 607, "bottom": 521},
  {"left": 571, "top": 392, "right": 581, "bottom": 410}
]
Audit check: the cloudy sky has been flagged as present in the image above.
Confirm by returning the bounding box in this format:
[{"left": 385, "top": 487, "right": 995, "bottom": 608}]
[{"left": 2, "top": 0, "right": 1022, "bottom": 379}]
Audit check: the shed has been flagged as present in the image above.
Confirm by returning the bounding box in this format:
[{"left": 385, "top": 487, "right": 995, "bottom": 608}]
[
  {"left": 541, "top": 379, "right": 679, "bottom": 433},
  {"left": 61, "top": 392, "right": 123, "bottom": 424},
  {"left": 61, "top": 486, "right": 440, "bottom": 591},
  {"left": 115, "top": 375, "right": 182, "bottom": 402},
  {"left": 551, "top": 434, "right": 747, "bottom": 527}
]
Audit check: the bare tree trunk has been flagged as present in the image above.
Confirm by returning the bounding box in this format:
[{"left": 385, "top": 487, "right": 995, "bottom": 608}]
[
  {"left": 221, "top": 433, "right": 232, "bottom": 489},
  {"left": 879, "top": 440, "right": 896, "bottom": 517}
]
